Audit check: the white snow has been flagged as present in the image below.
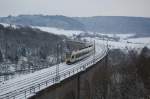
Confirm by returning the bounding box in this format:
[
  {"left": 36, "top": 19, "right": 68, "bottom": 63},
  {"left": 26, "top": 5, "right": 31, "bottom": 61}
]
[
  {"left": 84, "top": 36, "right": 150, "bottom": 54},
  {"left": 0, "top": 23, "right": 10, "bottom": 27},
  {"left": 103, "top": 33, "right": 135, "bottom": 39},
  {"left": 88, "top": 32, "right": 135, "bottom": 40},
  {"left": 114, "top": 33, "right": 135, "bottom": 39},
  {"left": 125, "top": 37, "right": 150, "bottom": 44},
  {"left": 85, "top": 32, "right": 150, "bottom": 50},
  {"left": 0, "top": 23, "right": 18, "bottom": 29},
  {"left": 33, "top": 26, "right": 83, "bottom": 37}
]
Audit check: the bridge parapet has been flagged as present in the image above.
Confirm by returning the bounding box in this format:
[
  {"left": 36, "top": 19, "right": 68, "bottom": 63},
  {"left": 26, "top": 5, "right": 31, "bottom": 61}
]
[{"left": 0, "top": 43, "right": 108, "bottom": 99}]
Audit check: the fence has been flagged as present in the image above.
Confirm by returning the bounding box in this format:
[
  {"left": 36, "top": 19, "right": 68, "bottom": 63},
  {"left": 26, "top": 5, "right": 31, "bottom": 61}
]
[{"left": 0, "top": 47, "right": 108, "bottom": 99}]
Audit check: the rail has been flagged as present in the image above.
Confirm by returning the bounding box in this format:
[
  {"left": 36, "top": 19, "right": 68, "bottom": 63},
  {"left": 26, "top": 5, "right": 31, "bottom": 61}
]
[{"left": 0, "top": 46, "right": 108, "bottom": 99}]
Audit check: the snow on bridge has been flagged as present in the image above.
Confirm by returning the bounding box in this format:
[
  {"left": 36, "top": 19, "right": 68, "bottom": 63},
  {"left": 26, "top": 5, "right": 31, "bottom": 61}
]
[{"left": 0, "top": 41, "right": 108, "bottom": 99}]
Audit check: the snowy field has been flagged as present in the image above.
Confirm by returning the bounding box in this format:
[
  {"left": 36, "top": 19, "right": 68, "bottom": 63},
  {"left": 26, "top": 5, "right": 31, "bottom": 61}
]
[
  {"left": 33, "top": 26, "right": 83, "bottom": 37},
  {"left": 0, "top": 23, "right": 18, "bottom": 28},
  {"left": 0, "top": 23, "right": 83, "bottom": 37},
  {"left": 89, "top": 32, "right": 136, "bottom": 39},
  {"left": 86, "top": 32, "right": 150, "bottom": 49},
  {"left": 125, "top": 37, "right": 150, "bottom": 44},
  {"left": 84, "top": 36, "right": 150, "bottom": 54}
]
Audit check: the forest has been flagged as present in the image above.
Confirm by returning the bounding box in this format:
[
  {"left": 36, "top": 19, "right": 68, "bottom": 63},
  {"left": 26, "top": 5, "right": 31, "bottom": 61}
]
[
  {"left": 0, "top": 24, "right": 67, "bottom": 81},
  {"left": 93, "top": 47, "right": 150, "bottom": 99}
]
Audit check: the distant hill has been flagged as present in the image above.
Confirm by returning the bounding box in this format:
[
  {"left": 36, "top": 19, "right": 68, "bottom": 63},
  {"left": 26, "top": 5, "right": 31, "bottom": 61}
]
[
  {"left": 74, "top": 16, "right": 150, "bottom": 34},
  {"left": 0, "top": 15, "right": 85, "bottom": 31},
  {"left": 0, "top": 15, "right": 150, "bottom": 34}
]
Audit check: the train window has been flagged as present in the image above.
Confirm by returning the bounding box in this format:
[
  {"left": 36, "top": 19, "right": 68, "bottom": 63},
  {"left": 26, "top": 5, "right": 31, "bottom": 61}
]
[{"left": 71, "top": 56, "right": 75, "bottom": 59}]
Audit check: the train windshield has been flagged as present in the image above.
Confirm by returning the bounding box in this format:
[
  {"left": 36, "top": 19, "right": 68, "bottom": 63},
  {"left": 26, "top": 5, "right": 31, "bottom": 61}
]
[{"left": 66, "top": 53, "right": 71, "bottom": 59}]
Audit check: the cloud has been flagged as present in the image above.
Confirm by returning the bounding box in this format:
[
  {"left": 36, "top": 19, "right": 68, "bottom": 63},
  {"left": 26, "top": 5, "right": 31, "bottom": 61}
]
[{"left": 0, "top": 0, "right": 149, "bottom": 17}]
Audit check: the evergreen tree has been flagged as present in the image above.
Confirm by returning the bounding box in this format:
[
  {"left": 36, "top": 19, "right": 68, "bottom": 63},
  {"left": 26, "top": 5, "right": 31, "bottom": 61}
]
[
  {"left": 21, "top": 47, "right": 26, "bottom": 57},
  {"left": 0, "top": 50, "right": 3, "bottom": 62},
  {"left": 14, "top": 55, "right": 19, "bottom": 64},
  {"left": 39, "top": 46, "right": 47, "bottom": 59}
]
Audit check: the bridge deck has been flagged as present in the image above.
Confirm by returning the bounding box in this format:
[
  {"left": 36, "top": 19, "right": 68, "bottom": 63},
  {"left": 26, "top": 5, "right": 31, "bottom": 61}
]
[{"left": 0, "top": 41, "right": 107, "bottom": 99}]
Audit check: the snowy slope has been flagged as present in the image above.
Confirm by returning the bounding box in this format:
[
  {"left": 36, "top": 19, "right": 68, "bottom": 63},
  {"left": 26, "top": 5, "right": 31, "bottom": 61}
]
[
  {"left": 125, "top": 37, "right": 150, "bottom": 44},
  {"left": 0, "top": 23, "right": 18, "bottom": 28},
  {"left": 0, "top": 23, "right": 83, "bottom": 37},
  {"left": 97, "top": 32, "right": 135, "bottom": 39},
  {"left": 33, "top": 26, "right": 83, "bottom": 37},
  {"left": 86, "top": 31, "right": 150, "bottom": 49},
  {"left": 84, "top": 36, "right": 150, "bottom": 53}
]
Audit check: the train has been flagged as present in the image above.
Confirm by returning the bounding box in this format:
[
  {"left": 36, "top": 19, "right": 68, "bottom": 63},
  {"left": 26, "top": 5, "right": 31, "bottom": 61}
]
[{"left": 65, "top": 44, "right": 95, "bottom": 65}]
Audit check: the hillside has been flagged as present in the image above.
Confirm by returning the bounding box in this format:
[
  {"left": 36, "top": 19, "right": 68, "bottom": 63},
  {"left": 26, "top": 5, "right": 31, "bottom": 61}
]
[
  {"left": 0, "top": 15, "right": 85, "bottom": 31},
  {"left": 0, "top": 15, "right": 150, "bottom": 34},
  {"left": 74, "top": 16, "right": 150, "bottom": 34},
  {"left": 0, "top": 24, "right": 65, "bottom": 64}
]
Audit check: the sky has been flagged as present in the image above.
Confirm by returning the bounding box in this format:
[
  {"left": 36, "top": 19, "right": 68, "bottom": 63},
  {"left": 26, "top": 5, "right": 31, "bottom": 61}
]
[{"left": 0, "top": 0, "right": 150, "bottom": 17}]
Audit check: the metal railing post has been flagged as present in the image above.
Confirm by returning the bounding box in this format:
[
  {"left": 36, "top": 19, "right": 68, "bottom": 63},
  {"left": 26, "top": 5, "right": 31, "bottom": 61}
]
[
  {"left": 13, "top": 95, "right": 15, "bottom": 99},
  {"left": 38, "top": 84, "right": 40, "bottom": 90},
  {"left": 25, "top": 90, "right": 26, "bottom": 99},
  {"left": 46, "top": 81, "right": 48, "bottom": 86},
  {"left": 55, "top": 43, "right": 60, "bottom": 83}
]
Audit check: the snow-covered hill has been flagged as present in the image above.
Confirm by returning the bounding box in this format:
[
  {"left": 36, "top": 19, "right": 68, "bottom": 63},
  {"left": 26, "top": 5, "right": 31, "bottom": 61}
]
[{"left": 33, "top": 26, "right": 83, "bottom": 37}]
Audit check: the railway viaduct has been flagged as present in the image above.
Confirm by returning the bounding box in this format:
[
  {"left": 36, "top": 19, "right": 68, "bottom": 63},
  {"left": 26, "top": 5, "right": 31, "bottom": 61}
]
[{"left": 30, "top": 54, "right": 108, "bottom": 99}]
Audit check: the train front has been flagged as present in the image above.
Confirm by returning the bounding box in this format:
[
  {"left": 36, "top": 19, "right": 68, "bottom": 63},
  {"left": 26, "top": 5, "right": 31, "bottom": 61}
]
[{"left": 65, "top": 52, "right": 72, "bottom": 64}]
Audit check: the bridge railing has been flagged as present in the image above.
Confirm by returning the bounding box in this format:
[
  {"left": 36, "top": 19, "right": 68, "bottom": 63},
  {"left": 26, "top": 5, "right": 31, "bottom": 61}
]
[{"left": 0, "top": 47, "right": 108, "bottom": 99}]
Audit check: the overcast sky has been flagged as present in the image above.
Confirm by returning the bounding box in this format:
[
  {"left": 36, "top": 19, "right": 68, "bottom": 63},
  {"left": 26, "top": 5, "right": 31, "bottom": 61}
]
[{"left": 0, "top": 0, "right": 150, "bottom": 17}]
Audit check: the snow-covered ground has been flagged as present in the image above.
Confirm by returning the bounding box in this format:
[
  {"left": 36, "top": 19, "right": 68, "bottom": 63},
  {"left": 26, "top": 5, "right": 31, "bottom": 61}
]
[
  {"left": 113, "top": 33, "right": 135, "bottom": 39},
  {"left": 125, "top": 37, "right": 150, "bottom": 44},
  {"left": 91, "top": 32, "right": 136, "bottom": 39},
  {"left": 84, "top": 35, "right": 150, "bottom": 54},
  {"left": 0, "top": 23, "right": 18, "bottom": 29},
  {"left": 33, "top": 26, "right": 83, "bottom": 37},
  {"left": 0, "top": 23, "right": 83, "bottom": 37}
]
